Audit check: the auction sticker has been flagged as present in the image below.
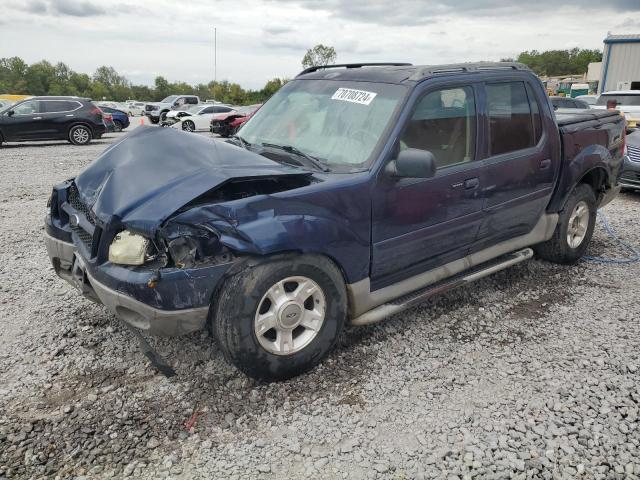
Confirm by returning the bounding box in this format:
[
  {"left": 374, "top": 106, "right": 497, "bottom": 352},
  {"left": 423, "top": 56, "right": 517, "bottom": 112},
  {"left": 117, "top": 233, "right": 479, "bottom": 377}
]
[{"left": 331, "top": 88, "right": 377, "bottom": 105}]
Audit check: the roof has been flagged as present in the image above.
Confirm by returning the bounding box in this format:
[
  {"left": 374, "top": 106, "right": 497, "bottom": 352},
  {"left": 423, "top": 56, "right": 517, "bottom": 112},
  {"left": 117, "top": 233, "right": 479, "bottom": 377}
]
[
  {"left": 296, "top": 62, "right": 532, "bottom": 85},
  {"left": 31, "top": 96, "right": 91, "bottom": 101},
  {"left": 604, "top": 34, "right": 640, "bottom": 44}
]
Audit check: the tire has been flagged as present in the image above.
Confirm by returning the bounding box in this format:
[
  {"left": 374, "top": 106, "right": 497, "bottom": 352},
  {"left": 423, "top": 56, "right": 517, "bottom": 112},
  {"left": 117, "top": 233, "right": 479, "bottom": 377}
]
[
  {"left": 534, "top": 184, "right": 597, "bottom": 264},
  {"left": 213, "top": 255, "right": 347, "bottom": 381},
  {"left": 113, "top": 120, "right": 123, "bottom": 132},
  {"left": 160, "top": 111, "right": 168, "bottom": 123},
  {"left": 149, "top": 117, "right": 159, "bottom": 125},
  {"left": 68, "top": 125, "right": 92, "bottom": 145},
  {"left": 182, "top": 120, "right": 195, "bottom": 132}
]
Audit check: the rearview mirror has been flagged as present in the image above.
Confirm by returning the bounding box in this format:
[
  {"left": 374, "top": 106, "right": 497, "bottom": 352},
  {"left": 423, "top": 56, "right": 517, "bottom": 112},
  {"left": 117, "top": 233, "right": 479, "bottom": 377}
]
[{"left": 386, "top": 148, "right": 437, "bottom": 178}]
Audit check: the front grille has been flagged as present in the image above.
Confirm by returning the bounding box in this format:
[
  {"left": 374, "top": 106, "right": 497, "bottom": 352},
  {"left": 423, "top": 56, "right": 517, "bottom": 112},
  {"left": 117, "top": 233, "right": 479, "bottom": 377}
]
[
  {"left": 145, "top": 105, "right": 157, "bottom": 112},
  {"left": 71, "top": 225, "right": 93, "bottom": 249},
  {"left": 67, "top": 184, "right": 98, "bottom": 252},
  {"left": 67, "top": 185, "right": 96, "bottom": 225},
  {"left": 628, "top": 144, "right": 640, "bottom": 163}
]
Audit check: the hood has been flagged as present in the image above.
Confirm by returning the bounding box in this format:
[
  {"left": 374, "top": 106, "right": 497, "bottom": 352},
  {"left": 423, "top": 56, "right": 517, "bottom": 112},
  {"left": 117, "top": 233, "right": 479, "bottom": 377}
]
[{"left": 74, "top": 126, "right": 309, "bottom": 234}]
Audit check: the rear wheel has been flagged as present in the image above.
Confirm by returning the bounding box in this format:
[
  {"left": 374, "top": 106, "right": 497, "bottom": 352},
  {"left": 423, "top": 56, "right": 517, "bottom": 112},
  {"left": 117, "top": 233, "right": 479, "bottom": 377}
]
[
  {"left": 113, "top": 120, "right": 123, "bottom": 132},
  {"left": 182, "top": 120, "right": 195, "bottom": 132},
  {"left": 213, "top": 255, "right": 346, "bottom": 381},
  {"left": 534, "top": 184, "right": 597, "bottom": 264},
  {"left": 68, "top": 125, "right": 92, "bottom": 145}
]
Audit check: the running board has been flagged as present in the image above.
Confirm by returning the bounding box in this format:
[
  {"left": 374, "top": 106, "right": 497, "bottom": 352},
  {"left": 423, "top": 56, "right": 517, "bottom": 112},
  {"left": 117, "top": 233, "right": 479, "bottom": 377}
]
[{"left": 350, "top": 248, "right": 534, "bottom": 326}]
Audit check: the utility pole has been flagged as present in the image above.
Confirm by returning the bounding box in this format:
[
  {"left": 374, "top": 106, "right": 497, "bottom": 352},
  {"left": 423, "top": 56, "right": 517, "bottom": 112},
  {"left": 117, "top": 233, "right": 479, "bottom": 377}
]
[{"left": 213, "top": 27, "right": 217, "bottom": 94}]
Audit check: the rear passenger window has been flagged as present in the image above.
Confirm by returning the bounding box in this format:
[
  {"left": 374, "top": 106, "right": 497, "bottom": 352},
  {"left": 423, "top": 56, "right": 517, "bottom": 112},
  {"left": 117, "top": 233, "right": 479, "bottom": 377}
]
[
  {"left": 41, "top": 101, "right": 78, "bottom": 113},
  {"left": 401, "top": 86, "right": 476, "bottom": 169},
  {"left": 486, "top": 82, "right": 536, "bottom": 155}
]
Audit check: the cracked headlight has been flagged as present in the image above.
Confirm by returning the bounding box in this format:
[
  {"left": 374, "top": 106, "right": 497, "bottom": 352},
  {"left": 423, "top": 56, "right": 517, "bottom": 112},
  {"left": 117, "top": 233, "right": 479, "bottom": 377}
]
[{"left": 109, "top": 230, "right": 150, "bottom": 265}]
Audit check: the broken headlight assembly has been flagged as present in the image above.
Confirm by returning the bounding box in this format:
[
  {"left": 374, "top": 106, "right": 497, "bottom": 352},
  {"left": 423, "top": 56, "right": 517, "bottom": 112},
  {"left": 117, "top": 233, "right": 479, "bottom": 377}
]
[
  {"left": 167, "top": 235, "right": 234, "bottom": 269},
  {"left": 109, "top": 230, "right": 155, "bottom": 266}
]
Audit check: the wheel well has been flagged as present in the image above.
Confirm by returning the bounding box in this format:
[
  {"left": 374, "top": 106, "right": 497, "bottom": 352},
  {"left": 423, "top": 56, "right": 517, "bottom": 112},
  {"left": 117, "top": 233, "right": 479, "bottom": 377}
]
[
  {"left": 67, "top": 122, "right": 94, "bottom": 136},
  {"left": 578, "top": 167, "right": 608, "bottom": 196}
]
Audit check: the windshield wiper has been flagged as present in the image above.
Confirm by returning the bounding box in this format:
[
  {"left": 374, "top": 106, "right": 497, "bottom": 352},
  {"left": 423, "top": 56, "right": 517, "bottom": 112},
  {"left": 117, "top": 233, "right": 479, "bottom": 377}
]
[
  {"left": 228, "top": 135, "right": 252, "bottom": 149},
  {"left": 261, "top": 142, "right": 330, "bottom": 172}
]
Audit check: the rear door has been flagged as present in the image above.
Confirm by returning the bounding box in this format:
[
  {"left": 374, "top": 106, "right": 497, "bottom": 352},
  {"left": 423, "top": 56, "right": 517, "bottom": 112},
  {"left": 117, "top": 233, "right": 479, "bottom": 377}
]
[
  {"left": 474, "top": 80, "right": 556, "bottom": 250},
  {"left": 1, "top": 100, "right": 42, "bottom": 140},
  {"left": 371, "top": 83, "right": 486, "bottom": 287},
  {"left": 38, "top": 100, "right": 80, "bottom": 138}
]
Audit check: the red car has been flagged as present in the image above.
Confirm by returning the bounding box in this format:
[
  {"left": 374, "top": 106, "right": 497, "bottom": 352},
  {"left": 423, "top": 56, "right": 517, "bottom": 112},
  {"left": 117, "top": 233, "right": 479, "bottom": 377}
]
[{"left": 210, "top": 104, "right": 262, "bottom": 137}]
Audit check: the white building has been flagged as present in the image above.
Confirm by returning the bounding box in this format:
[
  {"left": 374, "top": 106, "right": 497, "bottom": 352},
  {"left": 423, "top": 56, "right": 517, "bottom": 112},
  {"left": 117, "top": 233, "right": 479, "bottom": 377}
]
[{"left": 599, "top": 34, "right": 640, "bottom": 93}]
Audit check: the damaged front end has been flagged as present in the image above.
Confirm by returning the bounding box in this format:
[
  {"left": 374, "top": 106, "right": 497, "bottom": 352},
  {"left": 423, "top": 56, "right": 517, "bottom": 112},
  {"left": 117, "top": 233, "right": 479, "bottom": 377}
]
[{"left": 45, "top": 126, "right": 319, "bottom": 336}]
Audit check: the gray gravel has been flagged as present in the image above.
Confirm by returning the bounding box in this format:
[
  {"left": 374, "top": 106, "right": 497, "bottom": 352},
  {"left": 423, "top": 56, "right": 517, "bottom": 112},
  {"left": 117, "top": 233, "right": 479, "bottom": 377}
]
[{"left": 1, "top": 128, "right": 639, "bottom": 479}]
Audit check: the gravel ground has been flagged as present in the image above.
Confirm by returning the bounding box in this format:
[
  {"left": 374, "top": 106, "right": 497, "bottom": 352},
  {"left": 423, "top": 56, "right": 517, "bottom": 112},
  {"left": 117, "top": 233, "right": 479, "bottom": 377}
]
[{"left": 0, "top": 128, "right": 639, "bottom": 479}]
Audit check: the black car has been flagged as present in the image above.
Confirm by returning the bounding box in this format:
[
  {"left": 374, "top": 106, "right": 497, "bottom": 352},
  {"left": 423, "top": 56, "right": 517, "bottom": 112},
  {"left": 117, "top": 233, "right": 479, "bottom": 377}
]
[
  {"left": 0, "top": 96, "right": 107, "bottom": 146},
  {"left": 550, "top": 96, "right": 590, "bottom": 110}
]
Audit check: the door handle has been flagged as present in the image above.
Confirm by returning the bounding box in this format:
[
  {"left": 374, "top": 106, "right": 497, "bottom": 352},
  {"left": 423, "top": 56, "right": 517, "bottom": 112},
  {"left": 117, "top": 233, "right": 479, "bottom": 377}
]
[
  {"left": 539, "top": 159, "right": 551, "bottom": 170},
  {"left": 464, "top": 178, "right": 480, "bottom": 190}
]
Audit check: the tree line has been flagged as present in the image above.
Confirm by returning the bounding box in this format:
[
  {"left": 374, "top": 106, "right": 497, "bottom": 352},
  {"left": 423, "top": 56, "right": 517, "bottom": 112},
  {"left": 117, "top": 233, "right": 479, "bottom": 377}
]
[
  {"left": 0, "top": 47, "right": 602, "bottom": 105},
  {"left": 503, "top": 48, "right": 602, "bottom": 77},
  {"left": 0, "top": 57, "right": 287, "bottom": 105}
]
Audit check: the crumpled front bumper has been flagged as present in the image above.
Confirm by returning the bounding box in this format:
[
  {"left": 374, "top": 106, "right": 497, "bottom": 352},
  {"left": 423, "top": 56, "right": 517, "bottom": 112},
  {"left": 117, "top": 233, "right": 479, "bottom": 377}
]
[{"left": 44, "top": 231, "right": 211, "bottom": 336}]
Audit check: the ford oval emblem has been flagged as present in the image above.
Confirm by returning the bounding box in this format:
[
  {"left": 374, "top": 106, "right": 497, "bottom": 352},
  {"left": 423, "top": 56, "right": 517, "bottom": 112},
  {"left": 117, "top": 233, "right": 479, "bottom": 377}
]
[{"left": 69, "top": 214, "right": 80, "bottom": 227}]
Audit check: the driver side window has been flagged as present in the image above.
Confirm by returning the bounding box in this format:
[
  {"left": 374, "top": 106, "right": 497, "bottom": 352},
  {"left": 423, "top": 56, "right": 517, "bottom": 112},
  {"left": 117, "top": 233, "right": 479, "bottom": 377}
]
[
  {"left": 13, "top": 100, "right": 40, "bottom": 115},
  {"left": 400, "top": 86, "right": 476, "bottom": 169}
]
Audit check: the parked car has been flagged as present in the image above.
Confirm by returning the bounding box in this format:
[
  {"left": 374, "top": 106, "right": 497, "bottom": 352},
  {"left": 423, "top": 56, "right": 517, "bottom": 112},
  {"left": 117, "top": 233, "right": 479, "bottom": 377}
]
[
  {"left": 128, "top": 102, "right": 146, "bottom": 116},
  {"left": 102, "top": 112, "right": 117, "bottom": 132},
  {"left": 0, "top": 96, "right": 106, "bottom": 146},
  {"left": 550, "top": 96, "right": 590, "bottom": 110},
  {"left": 45, "top": 62, "right": 625, "bottom": 380},
  {"left": 620, "top": 129, "right": 640, "bottom": 190},
  {"left": 99, "top": 106, "right": 130, "bottom": 132},
  {"left": 144, "top": 95, "right": 200, "bottom": 124},
  {"left": 169, "top": 104, "right": 236, "bottom": 131},
  {"left": 592, "top": 91, "right": 640, "bottom": 130},
  {"left": 575, "top": 94, "right": 598, "bottom": 106},
  {"left": 209, "top": 104, "right": 261, "bottom": 137}
]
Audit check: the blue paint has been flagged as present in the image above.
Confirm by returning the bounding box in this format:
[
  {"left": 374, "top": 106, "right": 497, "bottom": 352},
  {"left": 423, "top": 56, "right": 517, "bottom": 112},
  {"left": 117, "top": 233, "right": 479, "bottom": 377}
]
[{"left": 46, "top": 65, "right": 627, "bottom": 314}]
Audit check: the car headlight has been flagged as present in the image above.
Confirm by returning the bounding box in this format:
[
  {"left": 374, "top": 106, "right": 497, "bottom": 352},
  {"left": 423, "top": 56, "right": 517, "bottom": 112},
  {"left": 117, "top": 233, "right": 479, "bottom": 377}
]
[{"left": 109, "top": 230, "right": 150, "bottom": 265}]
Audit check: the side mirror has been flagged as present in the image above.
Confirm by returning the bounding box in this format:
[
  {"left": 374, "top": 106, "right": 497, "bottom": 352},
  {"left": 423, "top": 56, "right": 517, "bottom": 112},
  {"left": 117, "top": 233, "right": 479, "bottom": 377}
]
[
  {"left": 386, "top": 148, "right": 437, "bottom": 178},
  {"left": 7, "top": 110, "right": 14, "bottom": 117}
]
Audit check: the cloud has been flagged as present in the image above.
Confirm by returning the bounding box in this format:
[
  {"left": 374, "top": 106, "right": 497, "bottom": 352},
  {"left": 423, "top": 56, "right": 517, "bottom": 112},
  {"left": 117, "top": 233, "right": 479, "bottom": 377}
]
[
  {"left": 267, "top": 0, "right": 640, "bottom": 26},
  {"left": 23, "top": 0, "right": 48, "bottom": 14},
  {"left": 263, "top": 25, "right": 295, "bottom": 35},
  {"left": 50, "top": 0, "right": 105, "bottom": 17}
]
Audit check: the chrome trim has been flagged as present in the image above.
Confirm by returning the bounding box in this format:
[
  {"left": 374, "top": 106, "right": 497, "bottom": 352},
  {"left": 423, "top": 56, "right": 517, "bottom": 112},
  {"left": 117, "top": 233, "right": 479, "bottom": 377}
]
[
  {"left": 351, "top": 248, "right": 534, "bottom": 326},
  {"left": 347, "top": 213, "right": 558, "bottom": 318}
]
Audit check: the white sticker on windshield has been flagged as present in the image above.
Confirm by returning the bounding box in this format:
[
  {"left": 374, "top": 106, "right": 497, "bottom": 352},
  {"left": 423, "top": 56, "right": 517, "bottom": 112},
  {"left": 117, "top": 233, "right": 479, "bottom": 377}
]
[{"left": 331, "top": 88, "right": 377, "bottom": 105}]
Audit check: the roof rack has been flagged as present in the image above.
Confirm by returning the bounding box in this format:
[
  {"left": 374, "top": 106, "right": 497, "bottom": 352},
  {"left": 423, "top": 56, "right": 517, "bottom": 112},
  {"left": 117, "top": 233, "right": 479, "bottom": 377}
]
[
  {"left": 408, "top": 62, "right": 530, "bottom": 80},
  {"left": 297, "top": 63, "right": 412, "bottom": 77}
]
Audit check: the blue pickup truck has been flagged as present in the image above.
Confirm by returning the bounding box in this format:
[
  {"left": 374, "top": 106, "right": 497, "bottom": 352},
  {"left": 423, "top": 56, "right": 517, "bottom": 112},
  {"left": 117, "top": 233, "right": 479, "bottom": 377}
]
[{"left": 45, "top": 62, "right": 627, "bottom": 380}]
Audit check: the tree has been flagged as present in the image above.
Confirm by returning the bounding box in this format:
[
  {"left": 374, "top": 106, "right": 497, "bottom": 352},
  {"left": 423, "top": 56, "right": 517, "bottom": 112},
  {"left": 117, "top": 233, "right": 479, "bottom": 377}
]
[
  {"left": 301, "top": 44, "right": 337, "bottom": 69},
  {"left": 516, "top": 48, "right": 602, "bottom": 76}
]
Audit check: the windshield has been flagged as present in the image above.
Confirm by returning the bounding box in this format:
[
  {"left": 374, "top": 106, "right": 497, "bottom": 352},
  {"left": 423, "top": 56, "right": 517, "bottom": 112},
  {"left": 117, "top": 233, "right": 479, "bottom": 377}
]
[
  {"left": 237, "top": 104, "right": 260, "bottom": 115},
  {"left": 161, "top": 95, "right": 179, "bottom": 103},
  {"left": 186, "top": 104, "right": 204, "bottom": 112},
  {"left": 596, "top": 94, "right": 640, "bottom": 106},
  {"left": 239, "top": 80, "right": 407, "bottom": 170}
]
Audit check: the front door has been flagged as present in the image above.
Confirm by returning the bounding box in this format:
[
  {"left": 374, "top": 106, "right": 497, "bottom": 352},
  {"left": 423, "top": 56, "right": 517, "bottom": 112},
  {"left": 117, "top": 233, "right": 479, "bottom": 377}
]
[
  {"left": 1, "top": 100, "right": 42, "bottom": 140},
  {"left": 371, "top": 84, "right": 486, "bottom": 289}
]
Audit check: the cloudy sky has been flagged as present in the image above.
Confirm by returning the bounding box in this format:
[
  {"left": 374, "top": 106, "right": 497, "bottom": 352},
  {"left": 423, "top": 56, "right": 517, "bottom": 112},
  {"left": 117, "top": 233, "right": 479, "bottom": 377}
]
[{"left": 1, "top": 0, "right": 639, "bottom": 89}]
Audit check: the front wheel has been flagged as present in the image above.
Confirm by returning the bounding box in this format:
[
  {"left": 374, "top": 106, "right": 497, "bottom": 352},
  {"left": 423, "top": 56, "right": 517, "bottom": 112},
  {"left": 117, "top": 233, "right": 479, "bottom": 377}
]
[
  {"left": 534, "top": 184, "right": 597, "bottom": 264},
  {"left": 68, "top": 125, "right": 92, "bottom": 145},
  {"left": 182, "top": 120, "right": 195, "bottom": 132},
  {"left": 213, "top": 255, "right": 346, "bottom": 381}
]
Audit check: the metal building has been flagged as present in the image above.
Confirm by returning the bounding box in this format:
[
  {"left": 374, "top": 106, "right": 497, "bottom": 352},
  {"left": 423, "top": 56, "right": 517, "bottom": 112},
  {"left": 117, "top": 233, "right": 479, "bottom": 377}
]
[{"left": 599, "top": 34, "right": 640, "bottom": 93}]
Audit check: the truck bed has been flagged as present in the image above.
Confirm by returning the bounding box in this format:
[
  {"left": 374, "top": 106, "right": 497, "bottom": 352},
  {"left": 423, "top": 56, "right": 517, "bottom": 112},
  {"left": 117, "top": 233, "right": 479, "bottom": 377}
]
[{"left": 555, "top": 108, "right": 622, "bottom": 130}]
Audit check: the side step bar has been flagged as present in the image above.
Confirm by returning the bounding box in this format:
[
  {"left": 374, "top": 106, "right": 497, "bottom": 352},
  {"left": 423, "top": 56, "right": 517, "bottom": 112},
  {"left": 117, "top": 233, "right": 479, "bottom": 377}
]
[{"left": 351, "top": 248, "right": 533, "bottom": 326}]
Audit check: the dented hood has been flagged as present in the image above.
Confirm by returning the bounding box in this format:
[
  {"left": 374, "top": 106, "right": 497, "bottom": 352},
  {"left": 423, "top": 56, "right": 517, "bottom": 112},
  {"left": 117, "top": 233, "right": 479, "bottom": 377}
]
[{"left": 74, "top": 126, "right": 307, "bottom": 234}]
